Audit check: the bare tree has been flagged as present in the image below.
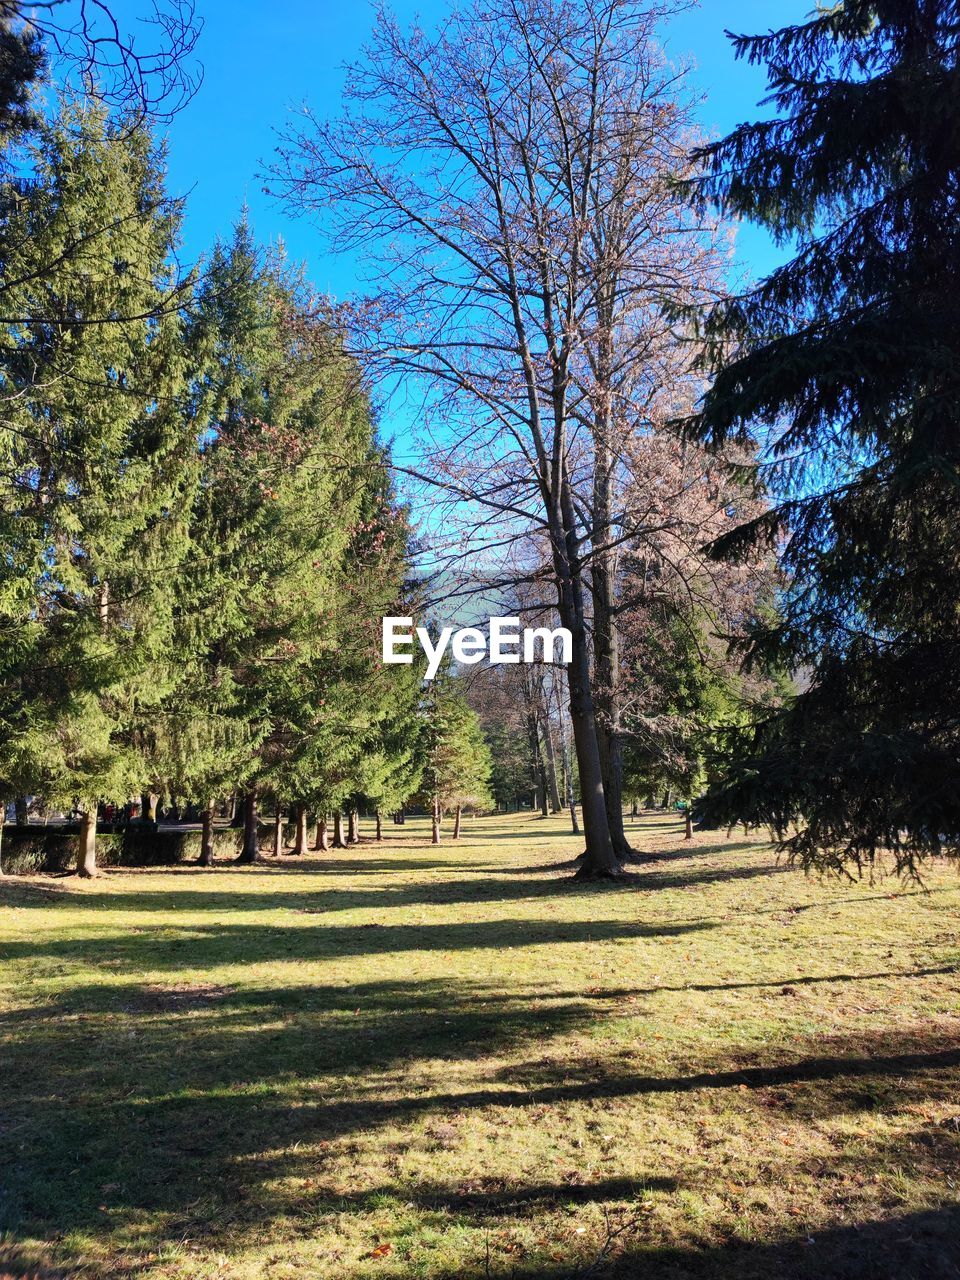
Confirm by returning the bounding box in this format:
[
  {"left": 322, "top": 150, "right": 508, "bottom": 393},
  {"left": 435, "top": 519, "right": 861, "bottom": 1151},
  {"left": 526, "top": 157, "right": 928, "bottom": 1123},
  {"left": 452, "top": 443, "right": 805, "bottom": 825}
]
[
  {"left": 5, "top": 0, "right": 202, "bottom": 127},
  {"left": 271, "top": 0, "right": 720, "bottom": 876}
]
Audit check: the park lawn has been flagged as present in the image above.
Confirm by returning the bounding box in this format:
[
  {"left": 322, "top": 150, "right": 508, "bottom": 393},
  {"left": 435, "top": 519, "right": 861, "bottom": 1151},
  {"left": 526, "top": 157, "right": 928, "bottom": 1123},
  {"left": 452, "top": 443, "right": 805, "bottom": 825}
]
[{"left": 0, "top": 813, "right": 959, "bottom": 1280}]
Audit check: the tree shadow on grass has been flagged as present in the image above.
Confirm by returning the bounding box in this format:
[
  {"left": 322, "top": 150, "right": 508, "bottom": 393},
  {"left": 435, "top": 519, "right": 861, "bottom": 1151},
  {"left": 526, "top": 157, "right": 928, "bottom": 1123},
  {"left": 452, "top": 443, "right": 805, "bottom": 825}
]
[
  {"left": 0, "top": 914, "right": 715, "bottom": 973},
  {"left": 566, "top": 962, "right": 959, "bottom": 1000},
  {"left": 1, "top": 971, "right": 959, "bottom": 1278},
  {"left": 426, "top": 1205, "right": 960, "bottom": 1279},
  {"left": 0, "top": 858, "right": 797, "bottom": 917}
]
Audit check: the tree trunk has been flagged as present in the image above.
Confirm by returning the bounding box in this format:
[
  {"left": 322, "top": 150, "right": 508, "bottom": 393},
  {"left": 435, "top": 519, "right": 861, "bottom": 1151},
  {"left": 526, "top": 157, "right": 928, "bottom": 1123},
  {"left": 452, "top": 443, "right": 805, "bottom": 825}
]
[
  {"left": 685, "top": 807, "right": 694, "bottom": 841},
  {"left": 347, "top": 809, "right": 359, "bottom": 844},
  {"left": 432, "top": 796, "right": 441, "bottom": 845},
  {"left": 397, "top": 808, "right": 405, "bottom": 825},
  {"left": 453, "top": 804, "right": 462, "bottom": 839},
  {"left": 556, "top": 698, "right": 580, "bottom": 837},
  {"left": 198, "top": 798, "right": 215, "bottom": 866},
  {"left": 229, "top": 792, "right": 242, "bottom": 827},
  {"left": 76, "top": 806, "right": 98, "bottom": 878},
  {"left": 236, "top": 791, "right": 258, "bottom": 864},
  {"left": 560, "top": 604, "right": 618, "bottom": 875},
  {"left": 294, "top": 803, "right": 308, "bottom": 855},
  {"left": 141, "top": 792, "right": 159, "bottom": 825},
  {"left": 14, "top": 796, "right": 28, "bottom": 827},
  {"left": 548, "top": 486, "right": 619, "bottom": 878},
  {"left": 0, "top": 807, "right": 5, "bottom": 875},
  {"left": 273, "top": 804, "right": 284, "bottom": 857},
  {"left": 538, "top": 682, "right": 563, "bottom": 813},
  {"left": 314, "top": 814, "right": 329, "bottom": 851},
  {"left": 375, "top": 811, "right": 383, "bottom": 841},
  {"left": 631, "top": 799, "right": 639, "bottom": 819},
  {"left": 522, "top": 672, "right": 550, "bottom": 819},
  {"left": 592, "top": 556, "right": 636, "bottom": 862},
  {"left": 332, "top": 811, "right": 346, "bottom": 848}
]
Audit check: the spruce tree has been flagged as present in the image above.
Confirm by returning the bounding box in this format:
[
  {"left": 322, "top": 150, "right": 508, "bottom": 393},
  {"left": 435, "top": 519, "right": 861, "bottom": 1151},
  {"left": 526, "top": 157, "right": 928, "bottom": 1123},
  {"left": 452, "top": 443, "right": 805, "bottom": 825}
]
[
  {"left": 417, "top": 667, "right": 493, "bottom": 844},
  {"left": 684, "top": 1, "right": 960, "bottom": 873},
  {"left": 0, "top": 98, "right": 196, "bottom": 874}
]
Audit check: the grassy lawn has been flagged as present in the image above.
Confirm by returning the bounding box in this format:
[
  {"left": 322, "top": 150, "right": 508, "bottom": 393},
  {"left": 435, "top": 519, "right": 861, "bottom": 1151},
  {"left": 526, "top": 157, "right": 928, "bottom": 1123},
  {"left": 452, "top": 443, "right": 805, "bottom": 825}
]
[{"left": 1, "top": 811, "right": 959, "bottom": 1279}]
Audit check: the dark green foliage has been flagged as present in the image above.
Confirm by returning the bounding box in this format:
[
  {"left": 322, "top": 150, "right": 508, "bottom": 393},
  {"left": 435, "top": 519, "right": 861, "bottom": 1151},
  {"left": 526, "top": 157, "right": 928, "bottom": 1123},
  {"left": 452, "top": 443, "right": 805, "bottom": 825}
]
[
  {"left": 0, "top": 98, "right": 196, "bottom": 821},
  {"left": 0, "top": 5, "right": 43, "bottom": 146},
  {"left": 417, "top": 666, "right": 493, "bottom": 818},
  {"left": 684, "top": 1, "right": 960, "bottom": 873}
]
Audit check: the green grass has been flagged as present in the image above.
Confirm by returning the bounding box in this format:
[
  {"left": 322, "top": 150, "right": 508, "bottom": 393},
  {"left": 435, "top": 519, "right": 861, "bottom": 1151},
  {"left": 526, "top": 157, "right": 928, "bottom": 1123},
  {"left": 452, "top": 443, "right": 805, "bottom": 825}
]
[{"left": 1, "top": 811, "right": 959, "bottom": 1279}]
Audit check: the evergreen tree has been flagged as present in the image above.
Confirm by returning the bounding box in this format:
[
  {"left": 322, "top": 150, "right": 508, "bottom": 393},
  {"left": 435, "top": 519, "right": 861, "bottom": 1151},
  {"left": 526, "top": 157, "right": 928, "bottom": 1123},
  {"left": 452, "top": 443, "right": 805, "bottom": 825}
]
[
  {"left": 0, "top": 98, "right": 196, "bottom": 874},
  {"left": 684, "top": 1, "right": 960, "bottom": 874},
  {"left": 168, "top": 223, "right": 368, "bottom": 863},
  {"left": 417, "top": 667, "right": 493, "bottom": 844},
  {"left": 293, "top": 453, "right": 425, "bottom": 848}
]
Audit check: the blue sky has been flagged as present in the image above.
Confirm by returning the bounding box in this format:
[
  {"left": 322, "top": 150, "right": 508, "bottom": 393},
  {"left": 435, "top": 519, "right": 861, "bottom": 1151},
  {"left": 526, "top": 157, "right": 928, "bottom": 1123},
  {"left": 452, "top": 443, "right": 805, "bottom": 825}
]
[{"left": 110, "top": 0, "right": 804, "bottom": 291}]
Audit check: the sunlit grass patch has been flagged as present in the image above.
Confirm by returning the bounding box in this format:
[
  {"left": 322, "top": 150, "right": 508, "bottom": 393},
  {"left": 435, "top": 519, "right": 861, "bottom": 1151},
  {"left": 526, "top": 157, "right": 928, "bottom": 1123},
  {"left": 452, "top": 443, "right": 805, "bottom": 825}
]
[{"left": 1, "top": 811, "right": 959, "bottom": 1278}]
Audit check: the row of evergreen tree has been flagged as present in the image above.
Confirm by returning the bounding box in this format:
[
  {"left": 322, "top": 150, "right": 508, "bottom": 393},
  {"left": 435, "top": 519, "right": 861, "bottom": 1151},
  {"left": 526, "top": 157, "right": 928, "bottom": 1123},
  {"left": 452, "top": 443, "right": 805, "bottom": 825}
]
[{"left": 0, "top": 98, "right": 492, "bottom": 875}]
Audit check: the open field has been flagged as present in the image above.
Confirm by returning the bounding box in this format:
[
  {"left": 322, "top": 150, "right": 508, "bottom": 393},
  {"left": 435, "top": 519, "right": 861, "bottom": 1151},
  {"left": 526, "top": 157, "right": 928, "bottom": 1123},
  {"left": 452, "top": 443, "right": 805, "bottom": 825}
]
[{"left": 1, "top": 811, "right": 959, "bottom": 1279}]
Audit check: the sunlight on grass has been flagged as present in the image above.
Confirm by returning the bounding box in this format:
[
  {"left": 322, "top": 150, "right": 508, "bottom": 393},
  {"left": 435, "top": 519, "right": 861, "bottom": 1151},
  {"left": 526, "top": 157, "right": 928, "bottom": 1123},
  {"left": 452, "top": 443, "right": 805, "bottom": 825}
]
[{"left": 1, "top": 812, "right": 959, "bottom": 1278}]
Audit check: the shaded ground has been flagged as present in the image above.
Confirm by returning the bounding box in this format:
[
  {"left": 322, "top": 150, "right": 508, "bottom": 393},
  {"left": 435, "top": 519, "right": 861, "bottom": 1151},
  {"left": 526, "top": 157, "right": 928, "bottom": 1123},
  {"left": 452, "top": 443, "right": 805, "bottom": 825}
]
[{"left": 1, "top": 811, "right": 959, "bottom": 1279}]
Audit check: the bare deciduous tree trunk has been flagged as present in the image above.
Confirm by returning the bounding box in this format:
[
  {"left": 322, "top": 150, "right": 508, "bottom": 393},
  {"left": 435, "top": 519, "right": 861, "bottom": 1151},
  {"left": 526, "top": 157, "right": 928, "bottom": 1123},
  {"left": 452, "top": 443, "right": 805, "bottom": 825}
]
[{"left": 541, "top": 709, "right": 563, "bottom": 814}]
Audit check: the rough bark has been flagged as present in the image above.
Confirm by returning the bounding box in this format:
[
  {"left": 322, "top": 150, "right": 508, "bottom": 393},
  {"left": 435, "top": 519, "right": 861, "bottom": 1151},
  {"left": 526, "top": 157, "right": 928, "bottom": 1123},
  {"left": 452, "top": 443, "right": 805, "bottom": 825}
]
[
  {"left": 592, "top": 550, "right": 637, "bottom": 862},
  {"left": 273, "top": 804, "right": 284, "bottom": 857},
  {"left": 685, "top": 808, "right": 694, "bottom": 841},
  {"left": 431, "top": 796, "right": 441, "bottom": 845},
  {"left": 236, "top": 791, "right": 259, "bottom": 864},
  {"left": 332, "top": 811, "right": 346, "bottom": 848},
  {"left": 198, "top": 798, "right": 215, "bottom": 866},
  {"left": 555, "top": 565, "right": 619, "bottom": 873},
  {"left": 375, "top": 811, "right": 383, "bottom": 841},
  {"left": 347, "top": 809, "right": 359, "bottom": 844},
  {"left": 453, "top": 804, "right": 462, "bottom": 839},
  {"left": 294, "top": 803, "right": 308, "bottom": 855},
  {"left": 314, "top": 814, "right": 329, "bottom": 851},
  {"left": 76, "top": 806, "right": 98, "bottom": 878}
]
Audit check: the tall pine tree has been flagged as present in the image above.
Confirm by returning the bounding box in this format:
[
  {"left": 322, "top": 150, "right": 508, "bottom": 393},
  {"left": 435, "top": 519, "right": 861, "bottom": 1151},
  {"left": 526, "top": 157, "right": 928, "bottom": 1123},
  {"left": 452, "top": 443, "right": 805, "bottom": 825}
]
[
  {"left": 0, "top": 98, "right": 196, "bottom": 874},
  {"left": 684, "top": 1, "right": 960, "bottom": 873}
]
